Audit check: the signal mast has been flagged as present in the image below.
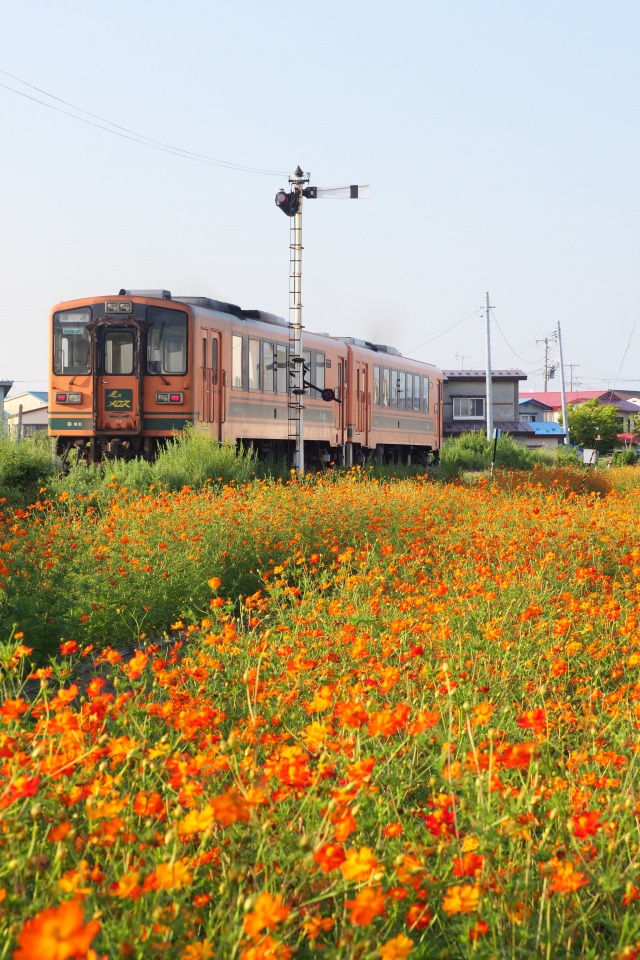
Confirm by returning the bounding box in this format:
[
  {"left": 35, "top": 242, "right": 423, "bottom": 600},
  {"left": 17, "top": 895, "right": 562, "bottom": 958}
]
[{"left": 275, "top": 166, "right": 370, "bottom": 475}]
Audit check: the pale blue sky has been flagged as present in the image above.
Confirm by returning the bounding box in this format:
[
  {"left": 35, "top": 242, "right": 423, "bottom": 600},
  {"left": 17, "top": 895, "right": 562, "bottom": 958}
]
[{"left": 3, "top": 0, "right": 640, "bottom": 394}]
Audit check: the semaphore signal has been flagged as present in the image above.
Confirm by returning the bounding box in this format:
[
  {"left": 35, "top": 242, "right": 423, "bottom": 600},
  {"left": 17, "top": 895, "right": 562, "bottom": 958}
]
[{"left": 275, "top": 166, "right": 370, "bottom": 475}]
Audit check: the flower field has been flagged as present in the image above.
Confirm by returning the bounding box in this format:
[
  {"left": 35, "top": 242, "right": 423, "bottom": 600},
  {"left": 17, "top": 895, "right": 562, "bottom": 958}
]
[{"left": 2, "top": 471, "right": 640, "bottom": 958}]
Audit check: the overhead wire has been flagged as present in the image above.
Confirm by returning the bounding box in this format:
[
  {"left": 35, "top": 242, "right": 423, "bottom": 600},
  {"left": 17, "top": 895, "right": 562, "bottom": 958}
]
[
  {"left": 0, "top": 68, "right": 289, "bottom": 177},
  {"left": 405, "top": 308, "right": 481, "bottom": 356},
  {"left": 490, "top": 309, "right": 543, "bottom": 367},
  {"left": 611, "top": 305, "right": 640, "bottom": 389}
]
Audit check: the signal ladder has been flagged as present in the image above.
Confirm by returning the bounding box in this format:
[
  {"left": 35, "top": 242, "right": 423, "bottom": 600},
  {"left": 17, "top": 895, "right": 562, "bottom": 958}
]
[{"left": 287, "top": 206, "right": 305, "bottom": 466}]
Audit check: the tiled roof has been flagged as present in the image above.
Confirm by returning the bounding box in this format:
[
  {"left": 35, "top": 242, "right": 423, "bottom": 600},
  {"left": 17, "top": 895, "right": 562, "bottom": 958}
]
[{"left": 444, "top": 369, "right": 527, "bottom": 380}]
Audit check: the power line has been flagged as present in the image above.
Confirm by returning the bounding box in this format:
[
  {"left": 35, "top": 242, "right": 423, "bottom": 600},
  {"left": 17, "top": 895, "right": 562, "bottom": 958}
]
[
  {"left": 0, "top": 68, "right": 289, "bottom": 177},
  {"left": 611, "top": 305, "right": 640, "bottom": 388},
  {"left": 405, "top": 308, "right": 481, "bottom": 355},
  {"left": 491, "top": 309, "right": 542, "bottom": 366}
]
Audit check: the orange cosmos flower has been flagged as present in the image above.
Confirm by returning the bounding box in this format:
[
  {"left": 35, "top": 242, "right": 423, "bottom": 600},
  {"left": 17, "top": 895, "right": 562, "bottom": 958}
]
[
  {"left": 516, "top": 708, "right": 547, "bottom": 737},
  {"left": 243, "top": 892, "right": 290, "bottom": 936},
  {"left": 240, "top": 935, "right": 291, "bottom": 960},
  {"left": 302, "top": 916, "right": 334, "bottom": 940},
  {"left": 548, "top": 859, "right": 589, "bottom": 894},
  {"left": 498, "top": 741, "right": 536, "bottom": 769},
  {"left": 441, "top": 884, "right": 480, "bottom": 915},
  {"left": 0, "top": 697, "right": 28, "bottom": 721},
  {"left": 379, "top": 934, "right": 414, "bottom": 959},
  {"left": 150, "top": 859, "right": 192, "bottom": 891},
  {"left": 452, "top": 852, "right": 484, "bottom": 878},
  {"left": 208, "top": 577, "right": 222, "bottom": 590},
  {"left": 124, "top": 651, "right": 148, "bottom": 681},
  {"left": 345, "top": 886, "right": 386, "bottom": 926},
  {"left": 14, "top": 898, "right": 100, "bottom": 960},
  {"left": 382, "top": 822, "right": 403, "bottom": 838},
  {"left": 570, "top": 810, "right": 600, "bottom": 838},
  {"left": 340, "top": 846, "right": 380, "bottom": 882},
  {"left": 469, "top": 920, "right": 489, "bottom": 941},
  {"left": 312, "top": 843, "right": 345, "bottom": 873},
  {"left": 406, "top": 902, "right": 432, "bottom": 930},
  {"left": 472, "top": 701, "right": 494, "bottom": 726}
]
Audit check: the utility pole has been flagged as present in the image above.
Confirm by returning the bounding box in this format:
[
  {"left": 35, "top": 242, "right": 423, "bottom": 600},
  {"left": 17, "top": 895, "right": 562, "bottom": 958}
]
[
  {"left": 275, "top": 168, "right": 370, "bottom": 475},
  {"left": 455, "top": 353, "right": 469, "bottom": 369},
  {"left": 537, "top": 335, "right": 551, "bottom": 391},
  {"left": 485, "top": 292, "right": 493, "bottom": 441},
  {"left": 557, "top": 322, "right": 569, "bottom": 445},
  {"left": 566, "top": 363, "right": 579, "bottom": 391}
]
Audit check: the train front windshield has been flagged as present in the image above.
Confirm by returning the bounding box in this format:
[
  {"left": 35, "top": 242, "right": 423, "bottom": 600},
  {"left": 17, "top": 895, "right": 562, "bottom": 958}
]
[{"left": 53, "top": 309, "right": 91, "bottom": 375}]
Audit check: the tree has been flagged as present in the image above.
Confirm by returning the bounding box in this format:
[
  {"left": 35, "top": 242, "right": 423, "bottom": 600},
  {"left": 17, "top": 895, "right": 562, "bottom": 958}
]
[{"left": 563, "top": 399, "right": 619, "bottom": 453}]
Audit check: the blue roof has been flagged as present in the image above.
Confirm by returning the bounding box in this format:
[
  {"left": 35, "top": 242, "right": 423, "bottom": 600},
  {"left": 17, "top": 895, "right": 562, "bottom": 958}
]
[
  {"left": 519, "top": 397, "right": 553, "bottom": 409},
  {"left": 530, "top": 421, "right": 566, "bottom": 436}
]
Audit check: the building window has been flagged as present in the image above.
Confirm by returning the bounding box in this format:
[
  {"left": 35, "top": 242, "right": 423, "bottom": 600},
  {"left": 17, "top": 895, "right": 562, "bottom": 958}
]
[{"left": 453, "top": 396, "right": 485, "bottom": 419}]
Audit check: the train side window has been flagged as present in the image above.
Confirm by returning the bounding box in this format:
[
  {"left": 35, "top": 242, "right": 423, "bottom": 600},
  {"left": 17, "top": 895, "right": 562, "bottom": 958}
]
[
  {"left": 397, "top": 371, "right": 406, "bottom": 409},
  {"left": 413, "top": 374, "right": 420, "bottom": 410},
  {"left": 211, "top": 338, "right": 218, "bottom": 384},
  {"left": 382, "top": 368, "right": 390, "bottom": 406},
  {"left": 406, "top": 372, "right": 413, "bottom": 411},
  {"left": 422, "top": 376, "right": 429, "bottom": 412},
  {"left": 249, "top": 339, "right": 260, "bottom": 391},
  {"left": 391, "top": 369, "right": 398, "bottom": 407},
  {"left": 373, "top": 365, "right": 380, "bottom": 405},
  {"left": 303, "top": 349, "right": 312, "bottom": 394},
  {"left": 232, "top": 335, "right": 244, "bottom": 388},
  {"left": 315, "top": 351, "right": 325, "bottom": 392},
  {"left": 276, "top": 344, "right": 287, "bottom": 393},
  {"left": 262, "top": 341, "right": 275, "bottom": 392}
]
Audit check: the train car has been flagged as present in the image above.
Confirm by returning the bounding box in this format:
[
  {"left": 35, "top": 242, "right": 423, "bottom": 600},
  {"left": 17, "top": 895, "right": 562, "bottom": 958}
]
[
  {"left": 49, "top": 289, "right": 442, "bottom": 467},
  {"left": 338, "top": 338, "right": 442, "bottom": 466}
]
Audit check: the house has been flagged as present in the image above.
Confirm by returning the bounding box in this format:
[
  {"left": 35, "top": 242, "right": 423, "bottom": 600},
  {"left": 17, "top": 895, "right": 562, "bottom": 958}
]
[
  {"left": 518, "top": 397, "right": 555, "bottom": 422},
  {"left": 442, "top": 369, "right": 538, "bottom": 444},
  {"left": 522, "top": 390, "right": 639, "bottom": 441},
  {"left": 0, "top": 381, "right": 13, "bottom": 436},
  {"left": 4, "top": 391, "right": 48, "bottom": 439}
]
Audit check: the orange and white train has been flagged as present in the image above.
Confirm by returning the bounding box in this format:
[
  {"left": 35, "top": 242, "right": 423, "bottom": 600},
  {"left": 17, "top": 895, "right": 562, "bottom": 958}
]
[{"left": 49, "top": 290, "right": 443, "bottom": 468}]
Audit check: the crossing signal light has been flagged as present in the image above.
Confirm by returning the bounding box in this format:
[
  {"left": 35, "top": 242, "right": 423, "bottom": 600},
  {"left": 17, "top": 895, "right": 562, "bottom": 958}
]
[{"left": 275, "top": 188, "right": 300, "bottom": 217}]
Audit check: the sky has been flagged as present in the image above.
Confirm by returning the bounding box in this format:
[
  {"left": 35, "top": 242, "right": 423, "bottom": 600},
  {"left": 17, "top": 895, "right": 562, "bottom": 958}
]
[{"left": 2, "top": 0, "right": 640, "bottom": 396}]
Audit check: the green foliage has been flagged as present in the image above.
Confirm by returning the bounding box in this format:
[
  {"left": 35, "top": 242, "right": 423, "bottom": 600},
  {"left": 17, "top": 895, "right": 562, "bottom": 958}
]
[
  {"left": 563, "top": 399, "right": 619, "bottom": 453},
  {"left": 611, "top": 448, "right": 636, "bottom": 466},
  {"left": 151, "top": 430, "right": 258, "bottom": 490},
  {"left": 440, "top": 431, "right": 536, "bottom": 474},
  {"left": 0, "top": 432, "right": 57, "bottom": 502}
]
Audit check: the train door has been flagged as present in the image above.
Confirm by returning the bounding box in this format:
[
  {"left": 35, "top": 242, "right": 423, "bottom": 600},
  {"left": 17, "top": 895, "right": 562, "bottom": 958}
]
[
  {"left": 356, "top": 361, "right": 369, "bottom": 448},
  {"left": 335, "top": 357, "right": 346, "bottom": 444},
  {"left": 95, "top": 324, "right": 141, "bottom": 434},
  {"left": 201, "top": 330, "right": 222, "bottom": 439}
]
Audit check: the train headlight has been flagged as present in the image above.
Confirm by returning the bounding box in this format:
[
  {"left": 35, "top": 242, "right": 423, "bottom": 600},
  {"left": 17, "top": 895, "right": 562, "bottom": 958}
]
[
  {"left": 56, "top": 392, "right": 82, "bottom": 404},
  {"left": 105, "top": 301, "right": 133, "bottom": 314}
]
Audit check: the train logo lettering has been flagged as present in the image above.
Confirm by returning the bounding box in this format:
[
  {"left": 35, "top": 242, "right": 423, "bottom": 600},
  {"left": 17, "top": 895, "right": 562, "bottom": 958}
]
[{"left": 105, "top": 389, "right": 133, "bottom": 410}]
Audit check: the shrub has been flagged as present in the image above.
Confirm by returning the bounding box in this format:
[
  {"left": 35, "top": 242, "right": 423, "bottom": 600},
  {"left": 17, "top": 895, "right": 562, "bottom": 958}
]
[
  {"left": 151, "top": 430, "right": 258, "bottom": 490},
  {"left": 611, "top": 449, "right": 636, "bottom": 466},
  {"left": 0, "top": 432, "right": 57, "bottom": 499}
]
